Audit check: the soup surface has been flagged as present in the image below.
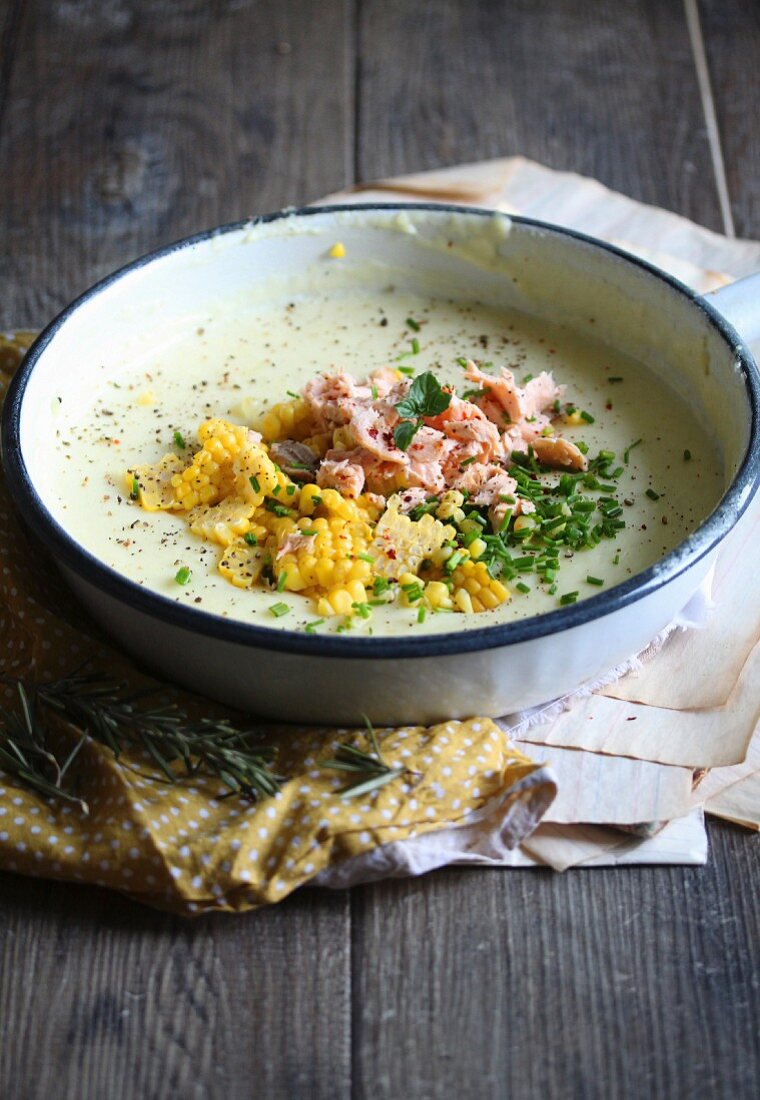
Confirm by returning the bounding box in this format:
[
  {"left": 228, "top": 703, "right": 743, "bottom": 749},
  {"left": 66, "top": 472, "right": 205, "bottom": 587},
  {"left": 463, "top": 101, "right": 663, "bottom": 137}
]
[{"left": 50, "top": 287, "right": 722, "bottom": 636}]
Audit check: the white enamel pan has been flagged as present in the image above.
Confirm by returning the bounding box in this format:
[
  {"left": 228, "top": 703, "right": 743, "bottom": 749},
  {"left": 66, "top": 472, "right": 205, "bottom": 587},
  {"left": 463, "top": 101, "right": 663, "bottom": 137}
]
[{"left": 2, "top": 205, "right": 759, "bottom": 724}]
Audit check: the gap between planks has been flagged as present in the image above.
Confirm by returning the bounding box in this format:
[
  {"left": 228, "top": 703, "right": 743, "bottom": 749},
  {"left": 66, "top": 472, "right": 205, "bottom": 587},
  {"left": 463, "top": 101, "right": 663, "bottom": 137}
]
[{"left": 684, "top": 0, "right": 736, "bottom": 237}]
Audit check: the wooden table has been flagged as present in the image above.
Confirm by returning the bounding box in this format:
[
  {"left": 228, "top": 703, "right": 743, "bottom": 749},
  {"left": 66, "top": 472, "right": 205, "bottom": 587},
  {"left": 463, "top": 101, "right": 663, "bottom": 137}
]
[{"left": 1, "top": 3, "right": 758, "bottom": 1097}]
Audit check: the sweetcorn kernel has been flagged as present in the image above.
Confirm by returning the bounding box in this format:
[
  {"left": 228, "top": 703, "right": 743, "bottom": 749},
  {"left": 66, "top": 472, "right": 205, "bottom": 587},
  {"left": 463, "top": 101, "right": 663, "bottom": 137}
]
[
  {"left": 454, "top": 589, "right": 474, "bottom": 614},
  {"left": 468, "top": 537, "right": 487, "bottom": 559}
]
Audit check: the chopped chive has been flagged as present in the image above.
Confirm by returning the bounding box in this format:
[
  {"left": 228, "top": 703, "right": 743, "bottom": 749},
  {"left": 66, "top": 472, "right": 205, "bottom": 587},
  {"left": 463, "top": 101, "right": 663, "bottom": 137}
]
[
  {"left": 311, "top": 495, "right": 322, "bottom": 506},
  {"left": 243, "top": 532, "right": 258, "bottom": 546},
  {"left": 277, "top": 572, "right": 287, "bottom": 592},
  {"left": 249, "top": 475, "right": 260, "bottom": 493},
  {"left": 272, "top": 484, "right": 282, "bottom": 496},
  {"left": 371, "top": 384, "right": 379, "bottom": 400},
  {"left": 417, "top": 605, "right": 427, "bottom": 623},
  {"left": 560, "top": 591, "right": 579, "bottom": 605},
  {"left": 266, "top": 499, "right": 291, "bottom": 517},
  {"left": 586, "top": 576, "right": 604, "bottom": 586},
  {"left": 522, "top": 373, "right": 534, "bottom": 384},
  {"left": 445, "top": 550, "right": 466, "bottom": 574},
  {"left": 608, "top": 376, "right": 624, "bottom": 383},
  {"left": 270, "top": 602, "right": 289, "bottom": 618},
  {"left": 599, "top": 449, "right": 616, "bottom": 462},
  {"left": 305, "top": 618, "right": 325, "bottom": 633},
  {"left": 456, "top": 356, "right": 469, "bottom": 368},
  {"left": 173, "top": 430, "right": 186, "bottom": 449},
  {"left": 286, "top": 390, "right": 299, "bottom": 399},
  {"left": 684, "top": 449, "right": 692, "bottom": 461},
  {"left": 406, "top": 317, "right": 421, "bottom": 331},
  {"left": 460, "top": 456, "right": 478, "bottom": 468},
  {"left": 646, "top": 488, "right": 660, "bottom": 501},
  {"left": 624, "top": 438, "right": 642, "bottom": 464},
  {"left": 580, "top": 410, "right": 595, "bottom": 424},
  {"left": 357, "top": 552, "right": 375, "bottom": 563},
  {"left": 512, "top": 555, "right": 535, "bottom": 570},
  {"left": 411, "top": 337, "right": 420, "bottom": 355},
  {"left": 516, "top": 582, "right": 531, "bottom": 594},
  {"left": 175, "top": 566, "right": 191, "bottom": 586},
  {"left": 372, "top": 576, "right": 390, "bottom": 595},
  {"left": 613, "top": 552, "right": 620, "bottom": 565},
  {"left": 286, "top": 484, "right": 296, "bottom": 495},
  {"left": 351, "top": 601, "right": 371, "bottom": 619},
  {"left": 397, "top": 365, "right": 416, "bottom": 377},
  {"left": 130, "top": 476, "right": 140, "bottom": 500},
  {"left": 577, "top": 440, "right": 589, "bottom": 454},
  {"left": 300, "top": 528, "right": 318, "bottom": 536}
]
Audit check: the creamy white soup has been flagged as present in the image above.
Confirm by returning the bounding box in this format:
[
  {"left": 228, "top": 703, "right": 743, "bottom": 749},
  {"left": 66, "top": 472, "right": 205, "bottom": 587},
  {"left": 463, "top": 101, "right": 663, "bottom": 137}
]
[{"left": 50, "top": 287, "right": 722, "bottom": 636}]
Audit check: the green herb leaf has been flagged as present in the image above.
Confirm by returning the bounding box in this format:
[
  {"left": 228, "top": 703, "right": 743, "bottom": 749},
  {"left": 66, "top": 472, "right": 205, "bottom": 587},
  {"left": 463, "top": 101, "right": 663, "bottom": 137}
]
[
  {"left": 395, "top": 371, "right": 452, "bottom": 420},
  {"left": 175, "top": 566, "right": 191, "bottom": 585},
  {"left": 393, "top": 420, "right": 420, "bottom": 452},
  {"left": 270, "top": 602, "right": 289, "bottom": 617},
  {"left": 173, "top": 430, "right": 186, "bottom": 449}
]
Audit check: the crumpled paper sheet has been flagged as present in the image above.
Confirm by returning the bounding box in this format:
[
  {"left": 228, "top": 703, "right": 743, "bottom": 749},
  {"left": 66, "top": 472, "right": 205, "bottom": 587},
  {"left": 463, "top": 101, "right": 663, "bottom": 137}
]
[
  {"left": 322, "top": 156, "right": 760, "bottom": 860},
  {"left": 0, "top": 336, "right": 557, "bottom": 914},
  {"left": 692, "top": 722, "right": 760, "bottom": 831}
]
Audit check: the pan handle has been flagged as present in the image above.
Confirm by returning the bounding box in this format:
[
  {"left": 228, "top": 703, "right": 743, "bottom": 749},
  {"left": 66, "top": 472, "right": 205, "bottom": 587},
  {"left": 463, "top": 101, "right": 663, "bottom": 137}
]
[{"left": 705, "top": 271, "right": 760, "bottom": 347}]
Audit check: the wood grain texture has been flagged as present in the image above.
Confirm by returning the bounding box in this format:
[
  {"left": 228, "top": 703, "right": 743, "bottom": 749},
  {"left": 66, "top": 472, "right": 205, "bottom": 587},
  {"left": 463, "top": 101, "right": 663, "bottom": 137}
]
[
  {"left": 352, "top": 822, "right": 760, "bottom": 1100},
  {"left": 356, "top": 0, "right": 723, "bottom": 229},
  {"left": 699, "top": 0, "right": 760, "bottom": 238},
  {"left": 0, "top": 0, "right": 354, "bottom": 328},
  {"left": 0, "top": 873, "right": 351, "bottom": 1100},
  {"left": 0, "top": 4, "right": 355, "bottom": 1099}
]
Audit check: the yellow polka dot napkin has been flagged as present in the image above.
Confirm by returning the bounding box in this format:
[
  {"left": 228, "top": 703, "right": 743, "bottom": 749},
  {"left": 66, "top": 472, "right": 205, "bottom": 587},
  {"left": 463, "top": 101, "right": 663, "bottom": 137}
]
[{"left": 0, "top": 335, "right": 556, "bottom": 915}]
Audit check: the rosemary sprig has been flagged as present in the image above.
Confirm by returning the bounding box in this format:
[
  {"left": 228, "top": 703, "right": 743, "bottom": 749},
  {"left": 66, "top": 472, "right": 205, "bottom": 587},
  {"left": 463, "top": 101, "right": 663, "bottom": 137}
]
[
  {"left": 320, "top": 717, "right": 410, "bottom": 798},
  {"left": 0, "top": 684, "right": 89, "bottom": 812},
  {"left": 0, "top": 670, "right": 283, "bottom": 809}
]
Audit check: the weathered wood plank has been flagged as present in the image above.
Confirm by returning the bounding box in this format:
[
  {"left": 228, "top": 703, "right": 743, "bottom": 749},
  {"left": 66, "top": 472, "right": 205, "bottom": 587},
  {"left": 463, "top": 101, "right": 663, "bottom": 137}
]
[
  {"left": 0, "top": 0, "right": 354, "bottom": 328},
  {"left": 352, "top": 822, "right": 760, "bottom": 1100},
  {"left": 0, "top": 873, "right": 351, "bottom": 1100},
  {"left": 354, "top": 4, "right": 758, "bottom": 1097},
  {"left": 356, "top": 0, "right": 722, "bottom": 230},
  {"left": 699, "top": 0, "right": 760, "bottom": 238},
  {"left": 0, "top": 3, "right": 355, "bottom": 1098}
]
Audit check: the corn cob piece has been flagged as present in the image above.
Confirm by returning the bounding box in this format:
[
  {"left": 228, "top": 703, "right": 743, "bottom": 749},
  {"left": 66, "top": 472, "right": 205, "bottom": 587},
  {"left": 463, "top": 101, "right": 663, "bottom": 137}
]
[
  {"left": 371, "top": 495, "right": 454, "bottom": 580},
  {"left": 126, "top": 454, "right": 187, "bottom": 511},
  {"left": 218, "top": 541, "right": 268, "bottom": 588},
  {"left": 188, "top": 497, "right": 256, "bottom": 547},
  {"left": 254, "top": 397, "right": 314, "bottom": 443},
  {"left": 449, "top": 559, "right": 510, "bottom": 613}
]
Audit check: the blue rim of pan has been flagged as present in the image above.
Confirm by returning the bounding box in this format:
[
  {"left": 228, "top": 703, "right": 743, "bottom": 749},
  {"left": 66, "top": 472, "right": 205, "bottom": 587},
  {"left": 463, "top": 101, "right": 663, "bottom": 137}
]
[{"left": 2, "top": 203, "right": 759, "bottom": 660}]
